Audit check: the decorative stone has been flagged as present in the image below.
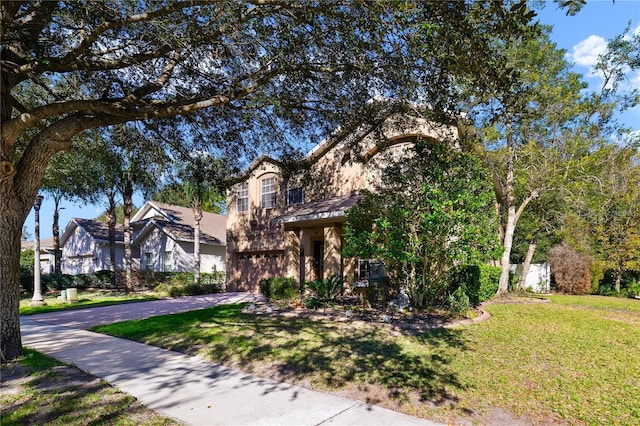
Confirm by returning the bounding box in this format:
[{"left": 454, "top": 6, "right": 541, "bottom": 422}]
[
  {"left": 266, "top": 306, "right": 273, "bottom": 313},
  {"left": 382, "top": 314, "right": 391, "bottom": 323},
  {"left": 345, "top": 310, "right": 353, "bottom": 318}
]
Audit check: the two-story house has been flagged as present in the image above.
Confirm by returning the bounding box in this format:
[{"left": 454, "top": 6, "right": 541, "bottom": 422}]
[{"left": 226, "top": 114, "right": 466, "bottom": 292}]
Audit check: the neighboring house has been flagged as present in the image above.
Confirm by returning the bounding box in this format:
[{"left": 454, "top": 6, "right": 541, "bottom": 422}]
[
  {"left": 131, "top": 201, "right": 226, "bottom": 273},
  {"left": 21, "top": 237, "right": 56, "bottom": 275},
  {"left": 226, "top": 114, "right": 466, "bottom": 292},
  {"left": 59, "top": 218, "right": 136, "bottom": 275}
]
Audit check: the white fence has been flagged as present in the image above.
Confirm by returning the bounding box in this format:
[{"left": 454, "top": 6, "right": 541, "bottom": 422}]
[{"left": 509, "top": 263, "right": 551, "bottom": 293}]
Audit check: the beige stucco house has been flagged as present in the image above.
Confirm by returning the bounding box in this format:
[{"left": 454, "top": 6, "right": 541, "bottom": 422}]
[{"left": 226, "top": 114, "right": 466, "bottom": 292}]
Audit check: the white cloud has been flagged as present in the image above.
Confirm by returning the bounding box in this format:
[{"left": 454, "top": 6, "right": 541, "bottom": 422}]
[
  {"left": 623, "top": 23, "right": 640, "bottom": 40},
  {"left": 566, "top": 34, "right": 608, "bottom": 68}
]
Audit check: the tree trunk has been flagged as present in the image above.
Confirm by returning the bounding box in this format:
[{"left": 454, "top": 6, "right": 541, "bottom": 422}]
[
  {"left": 106, "top": 193, "right": 117, "bottom": 287},
  {"left": 123, "top": 179, "right": 133, "bottom": 292},
  {"left": 519, "top": 238, "right": 537, "bottom": 291},
  {"left": 498, "top": 206, "right": 517, "bottom": 294},
  {"left": 0, "top": 204, "right": 27, "bottom": 362},
  {"left": 614, "top": 262, "right": 622, "bottom": 294},
  {"left": 52, "top": 196, "right": 62, "bottom": 275},
  {"left": 193, "top": 205, "right": 202, "bottom": 285}
]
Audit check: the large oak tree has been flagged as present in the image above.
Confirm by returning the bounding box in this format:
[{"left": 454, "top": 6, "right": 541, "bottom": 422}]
[{"left": 1, "top": 0, "right": 538, "bottom": 361}]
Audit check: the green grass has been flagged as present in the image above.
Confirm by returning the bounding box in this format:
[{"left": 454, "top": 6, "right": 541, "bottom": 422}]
[
  {"left": 19, "top": 291, "right": 160, "bottom": 315},
  {"left": 1, "top": 349, "right": 178, "bottom": 425},
  {"left": 93, "top": 296, "right": 640, "bottom": 425}
]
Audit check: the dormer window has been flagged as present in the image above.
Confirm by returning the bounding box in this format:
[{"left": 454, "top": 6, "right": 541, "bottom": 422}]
[
  {"left": 287, "top": 187, "right": 303, "bottom": 205},
  {"left": 261, "top": 177, "right": 276, "bottom": 209},
  {"left": 236, "top": 182, "right": 248, "bottom": 213}
]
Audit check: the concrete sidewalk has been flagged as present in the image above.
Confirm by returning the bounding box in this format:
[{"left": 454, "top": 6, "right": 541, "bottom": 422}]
[{"left": 20, "top": 294, "right": 441, "bottom": 426}]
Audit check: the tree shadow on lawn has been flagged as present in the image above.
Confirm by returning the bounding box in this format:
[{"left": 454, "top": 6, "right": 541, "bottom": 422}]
[{"left": 197, "top": 310, "right": 469, "bottom": 407}]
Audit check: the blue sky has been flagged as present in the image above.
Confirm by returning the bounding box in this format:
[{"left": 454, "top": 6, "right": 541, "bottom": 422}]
[{"left": 25, "top": 1, "right": 639, "bottom": 241}]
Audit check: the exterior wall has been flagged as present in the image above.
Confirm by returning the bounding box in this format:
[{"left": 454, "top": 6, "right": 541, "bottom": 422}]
[
  {"left": 226, "top": 115, "right": 460, "bottom": 291},
  {"left": 39, "top": 252, "right": 54, "bottom": 275},
  {"left": 61, "top": 226, "right": 99, "bottom": 275},
  {"left": 138, "top": 227, "right": 225, "bottom": 273},
  {"left": 140, "top": 228, "right": 171, "bottom": 271},
  {"left": 175, "top": 241, "right": 226, "bottom": 273}
]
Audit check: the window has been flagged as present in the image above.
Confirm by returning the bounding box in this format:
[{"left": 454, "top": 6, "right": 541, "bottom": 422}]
[
  {"left": 236, "top": 182, "right": 248, "bottom": 213},
  {"left": 163, "top": 251, "right": 172, "bottom": 272},
  {"left": 261, "top": 177, "right": 276, "bottom": 209},
  {"left": 287, "top": 186, "right": 303, "bottom": 205},
  {"left": 144, "top": 252, "right": 152, "bottom": 269}
]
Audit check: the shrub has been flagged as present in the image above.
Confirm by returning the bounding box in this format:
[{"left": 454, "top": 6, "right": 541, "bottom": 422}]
[
  {"left": 155, "top": 282, "right": 210, "bottom": 297},
  {"left": 20, "top": 250, "right": 35, "bottom": 292},
  {"left": 450, "top": 264, "right": 501, "bottom": 306},
  {"left": 304, "top": 275, "right": 343, "bottom": 309},
  {"left": 627, "top": 281, "right": 640, "bottom": 298},
  {"left": 259, "top": 279, "right": 270, "bottom": 298},
  {"left": 447, "top": 285, "right": 471, "bottom": 316},
  {"left": 549, "top": 243, "right": 592, "bottom": 295},
  {"left": 259, "top": 277, "right": 298, "bottom": 301},
  {"left": 270, "top": 277, "right": 298, "bottom": 301},
  {"left": 141, "top": 271, "right": 226, "bottom": 294},
  {"left": 41, "top": 274, "right": 75, "bottom": 291}
]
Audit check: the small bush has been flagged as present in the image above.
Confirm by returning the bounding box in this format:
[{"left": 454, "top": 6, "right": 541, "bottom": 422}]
[
  {"left": 270, "top": 277, "right": 298, "bottom": 301},
  {"left": 41, "top": 274, "right": 74, "bottom": 291},
  {"left": 549, "top": 243, "right": 592, "bottom": 295},
  {"left": 20, "top": 250, "right": 35, "bottom": 292},
  {"left": 259, "top": 277, "right": 298, "bottom": 301},
  {"left": 627, "top": 281, "right": 640, "bottom": 298},
  {"left": 304, "top": 275, "right": 343, "bottom": 309},
  {"left": 156, "top": 283, "right": 208, "bottom": 297},
  {"left": 259, "top": 279, "right": 270, "bottom": 298},
  {"left": 450, "top": 264, "right": 501, "bottom": 306},
  {"left": 447, "top": 285, "right": 471, "bottom": 316}
]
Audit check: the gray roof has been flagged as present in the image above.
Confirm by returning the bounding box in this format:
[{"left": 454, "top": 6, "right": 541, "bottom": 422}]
[
  {"left": 152, "top": 219, "right": 224, "bottom": 245},
  {"left": 73, "top": 218, "right": 125, "bottom": 242},
  {"left": 274, "top": 194, "right": 362, "bottom": 225}
]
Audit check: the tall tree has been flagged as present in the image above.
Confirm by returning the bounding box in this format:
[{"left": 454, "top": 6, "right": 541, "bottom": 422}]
[
  {"left": 159, "top": 154, "right": 227, "bottom": 284},
  {"left": 469, "top": 27, "right": 635, "bottom": 295},
  {"left": 108, "top": 124, "right": 167, "bottom": 289},
  {"left": 569, "top": 143, "right": 640, "bottom": 293},
  {"left": 1, "top": 0, "right": 540, "bottom": 360},
  {"left": 343, "top": 140, "right": 501, "bottom": 308},
  {"left": 41, "top": 143, "right": 107, "bottom": 275}
]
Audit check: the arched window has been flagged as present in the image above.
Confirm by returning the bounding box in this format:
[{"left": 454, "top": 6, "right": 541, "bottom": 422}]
[{"left": 261, "top": 176, "right": 276, "bottom": 209}]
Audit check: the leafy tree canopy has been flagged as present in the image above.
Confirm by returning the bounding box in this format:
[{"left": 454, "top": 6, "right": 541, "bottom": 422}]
[
  {"left": 1, "top": 0, "right": 544, "bottom": 361},
  {"left": 343, "top": 140, "right": 502, "bottom": 308}
]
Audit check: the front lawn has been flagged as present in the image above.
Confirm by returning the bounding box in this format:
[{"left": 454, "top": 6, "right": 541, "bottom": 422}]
[
  {"left": 1, "top": 349, "right": 178, "bottom": 426},
  {"left": 93, "top": 295, "right": 640, "bottom": 425},
  {"left": 19, "top": 291, "right": 160, "bottom": 315}
]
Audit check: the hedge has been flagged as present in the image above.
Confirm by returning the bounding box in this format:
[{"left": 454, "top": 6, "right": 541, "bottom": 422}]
[{"left": 450, "top": 264, "right": 501, "bottom": 306}]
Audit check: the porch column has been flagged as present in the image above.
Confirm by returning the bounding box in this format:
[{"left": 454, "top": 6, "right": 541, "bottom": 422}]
[
  {"left": 323, "top": 225, "right": 341, "bottom": 280},
  {"left": 284, "top": 228, "right": 301, "bottom": 284},
  {"left": 302, "top": 230, "right": 314, "bottom": 282}
]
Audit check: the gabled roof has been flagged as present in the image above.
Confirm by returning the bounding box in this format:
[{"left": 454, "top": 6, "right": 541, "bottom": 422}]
[
  {"left": 21, "top": 237, "right": 55, "bottom": 252},
  {"left": 131, "top": 201, "right": 227, "bottom": 244},
  {"left": 132, "top": 218, "right": 224, "bottom": 246},
  {"left": 60, "top": 218, "right": 124, "bottom": 246}
]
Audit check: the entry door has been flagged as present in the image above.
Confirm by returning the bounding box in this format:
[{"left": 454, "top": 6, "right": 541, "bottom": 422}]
[{"left": 312, "top": 240, "right": 324, "bottom": 281}]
